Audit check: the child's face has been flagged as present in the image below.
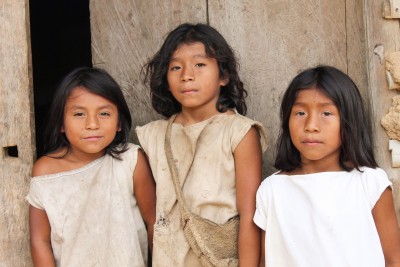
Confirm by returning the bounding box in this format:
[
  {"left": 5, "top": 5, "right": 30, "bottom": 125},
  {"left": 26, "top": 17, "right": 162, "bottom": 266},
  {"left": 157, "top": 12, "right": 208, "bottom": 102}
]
[
  {"left": 167, "top": 42, "right": 227, "bottom": 114},
  {"left": 62, "top": 87, "right": 121, "bottom": 160},
  {"left": 289, "top": 88, "right": 342, "bottom": 171}
]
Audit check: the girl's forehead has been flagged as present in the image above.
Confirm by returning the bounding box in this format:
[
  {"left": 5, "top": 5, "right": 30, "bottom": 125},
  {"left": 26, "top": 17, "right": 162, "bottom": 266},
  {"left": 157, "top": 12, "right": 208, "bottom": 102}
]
[
  {"left": 294, "top": 88, "right": 336, "bottom": 106},
  {"left": 296, "top": 87, "right": 331, "bottom": 99},
  {"left": 66, "top": 86, "right": 116, "bottom": 108},
  {"left": 172, "top": 42, "right": 208, "bottom": 58},
  {"left": 68, "top": 86, "right": 90, "bottom": 98},
  {"left": 66, "top": 86, "right": 96, "bottom": 102}
]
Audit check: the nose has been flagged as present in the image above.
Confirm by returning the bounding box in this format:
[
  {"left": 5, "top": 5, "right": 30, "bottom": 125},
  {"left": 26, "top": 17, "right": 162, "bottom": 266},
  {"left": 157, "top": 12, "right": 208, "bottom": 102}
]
[
  {"left": 180, "top": 66, "right": 194, "bottom": 82},
  {"left": 85, "top": 115, "right": 99, "bottom": 130},
  {"left": 304, "top": 113, "right": 320, "bottom": 132}
]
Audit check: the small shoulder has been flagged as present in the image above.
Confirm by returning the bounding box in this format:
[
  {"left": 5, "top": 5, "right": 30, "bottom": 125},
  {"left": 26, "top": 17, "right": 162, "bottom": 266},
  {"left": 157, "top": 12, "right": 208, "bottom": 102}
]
[
  {"left": 259, "top": 172, "right": 280, "bottom": 187},
  {"left": 356, "top": 166, "right": 391, "bottom": 190},
  {"left": 31, "top": 148, "right": 71, "bottom": 177},
  {"left": 136, "top": 118, "right": 167, "bottom": 133},
  {"left": 125, "top": 142, "right": 140, "bottom": 152},
  {"left": 118, "top": 143, "right": 140, "bottom": 159},
  {"left": 32, "top": 155, "right": 62, "bottom": 177},
  {"left": 228, "top": 113, "right": 268, "bottom": 151},
  {"left": 256, "top": 173, "right": 280, "bottom": 198},
  {"left": 136, "top": 118, "right": 169, "bottom": 148},
  {"left": 228, "top": 112, "right": 258, "bottom": 124},
  {"left": 357, "top": 167, "right": 392, "bottom": 208},
  {"left": 227, "top": 113, "right": 265, "bottom": 132},
  {"left": 358, "top": 166, "right": 388, "bottom": 179}
]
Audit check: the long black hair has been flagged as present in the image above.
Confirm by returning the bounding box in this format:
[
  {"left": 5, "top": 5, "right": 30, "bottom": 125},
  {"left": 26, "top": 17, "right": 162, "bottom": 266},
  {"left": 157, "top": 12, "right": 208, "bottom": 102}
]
[
  {"left": 274, "top": 65, "right": 378, "bottom": 172},
  {"left": 142, "top": 23, "right": 247, "bottom": 117},
  {"left": 43, "top": 67, "right": 132, "bottom": 158}
]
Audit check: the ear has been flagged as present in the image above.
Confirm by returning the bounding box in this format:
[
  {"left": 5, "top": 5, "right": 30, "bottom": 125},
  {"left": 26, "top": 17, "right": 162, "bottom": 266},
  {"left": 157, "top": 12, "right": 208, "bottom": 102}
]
[
  {"left": 117, "top": 123, "right": 122, "bottom": 132},
  {"left": 219, "top": 73, "right": 229, "bottom": 86},
  {"left": 60, "top": 125, "right": 65, "bottom": 133}
]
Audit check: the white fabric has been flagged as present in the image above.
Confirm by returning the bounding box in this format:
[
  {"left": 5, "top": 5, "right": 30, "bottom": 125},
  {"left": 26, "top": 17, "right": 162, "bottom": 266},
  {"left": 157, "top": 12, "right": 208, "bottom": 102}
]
[
  {"left": 26, "top": 144, "right": 147, "bottom": 267},
  {"left": 254, "top": 167, "right": 391, "bottom": 267}
]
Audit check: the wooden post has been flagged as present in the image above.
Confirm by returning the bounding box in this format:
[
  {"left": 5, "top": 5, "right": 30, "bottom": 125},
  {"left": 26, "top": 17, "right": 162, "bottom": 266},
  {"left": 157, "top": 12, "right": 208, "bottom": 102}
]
[{"left": 0, "top": 0, "right": 35, "bottom": 266}]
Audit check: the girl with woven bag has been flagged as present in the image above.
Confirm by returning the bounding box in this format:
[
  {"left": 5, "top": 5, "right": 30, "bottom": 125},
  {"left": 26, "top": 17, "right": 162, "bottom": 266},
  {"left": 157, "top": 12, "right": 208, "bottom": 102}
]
[{"left": 137, "top": 23, "right": 267, "bottom": 267}]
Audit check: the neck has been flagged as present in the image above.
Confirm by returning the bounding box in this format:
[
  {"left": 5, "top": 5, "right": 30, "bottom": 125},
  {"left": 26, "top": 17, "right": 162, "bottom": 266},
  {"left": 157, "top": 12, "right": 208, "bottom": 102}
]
[
  {"left": 176, "top": 107, "right": 224, "bottom": 126},
  {"left": 295, "top": 161, "right": 343, "bottom": 175},
  {"left": 65, "top": 148, "right": 106, "bottom": 165}
]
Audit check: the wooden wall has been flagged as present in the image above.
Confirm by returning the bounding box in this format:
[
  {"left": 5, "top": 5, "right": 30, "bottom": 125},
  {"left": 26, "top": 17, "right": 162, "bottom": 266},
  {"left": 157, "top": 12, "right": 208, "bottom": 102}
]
[
  {"left": 91, "top": 0, "right": 348, "bottom": 173},
  {"left": 0, "top": 0, "right": 34, "bottom": 266},
  {"left": 90, "top": 0, "right": 399, "bottom": 220}
]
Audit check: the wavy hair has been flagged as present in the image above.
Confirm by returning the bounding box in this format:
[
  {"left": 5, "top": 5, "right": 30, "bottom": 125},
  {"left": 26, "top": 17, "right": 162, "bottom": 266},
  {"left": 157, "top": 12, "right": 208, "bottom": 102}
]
[
  {"left": 43, "top": 67, "right": 132, "bottom": 159},
  {"left": 142, "top": 23, "right": 247, "bottom": 117},
  {"left": 274, "top": 65, "right": 378, "bottom": 172}
]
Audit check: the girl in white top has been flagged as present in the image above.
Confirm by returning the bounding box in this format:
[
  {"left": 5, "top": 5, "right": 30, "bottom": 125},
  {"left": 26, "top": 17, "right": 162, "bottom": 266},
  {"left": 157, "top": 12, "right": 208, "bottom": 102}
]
[
  {"left": 27, "top": 67, "right": 156, "bottom": 267},
  {"left": 254, "top": 65, "right": 400, "bottom": 266},
  {"left": 138, "top": 23, "right": 267, "bottom": 266}
]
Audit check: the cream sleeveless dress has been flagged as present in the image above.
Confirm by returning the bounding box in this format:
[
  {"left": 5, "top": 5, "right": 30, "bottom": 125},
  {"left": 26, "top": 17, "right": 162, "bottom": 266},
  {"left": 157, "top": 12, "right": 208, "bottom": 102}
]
[
  {"left": 26, "top": 144, "right": 148, "bottom": 267},
  {"left": 136, "top": 112, "right": 267, "bottom": 267}
]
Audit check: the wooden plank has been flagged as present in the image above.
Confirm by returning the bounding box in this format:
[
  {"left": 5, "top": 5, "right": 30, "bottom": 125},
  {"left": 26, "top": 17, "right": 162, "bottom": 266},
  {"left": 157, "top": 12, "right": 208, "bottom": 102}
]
[
  {"left": 208, "top": 0, "right": 347, "bottom": 175},
  {"left": 346, "top": 0, "right": 369, "bottom": 102},
  {"left": 364, "top": 0, "right": 400, "bottom": 221},
  {"left": 90, "top": 0, "right": 207, "bottom": 142},
  {"left": 0, "top": 0, "right": 35, "bottom": 266}
]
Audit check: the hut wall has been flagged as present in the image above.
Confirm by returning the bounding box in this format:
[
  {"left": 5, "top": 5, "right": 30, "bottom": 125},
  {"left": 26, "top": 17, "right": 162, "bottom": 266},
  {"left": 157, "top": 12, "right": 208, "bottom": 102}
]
[{"left": 90, "top": 0, "right": 400, "bottom": 222}]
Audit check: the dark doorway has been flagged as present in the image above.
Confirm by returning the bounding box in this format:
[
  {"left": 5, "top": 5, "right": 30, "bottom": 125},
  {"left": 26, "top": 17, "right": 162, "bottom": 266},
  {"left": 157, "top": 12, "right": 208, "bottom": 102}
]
[{"left": 30, "top": 0, "right": 92, "bottom": 158}]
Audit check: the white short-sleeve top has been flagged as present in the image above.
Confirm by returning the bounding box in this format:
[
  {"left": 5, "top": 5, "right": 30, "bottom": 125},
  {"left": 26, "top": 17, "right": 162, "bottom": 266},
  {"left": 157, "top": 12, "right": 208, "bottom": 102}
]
[{"left": 254, "top": 167, "right": 391, "bottom": 267}]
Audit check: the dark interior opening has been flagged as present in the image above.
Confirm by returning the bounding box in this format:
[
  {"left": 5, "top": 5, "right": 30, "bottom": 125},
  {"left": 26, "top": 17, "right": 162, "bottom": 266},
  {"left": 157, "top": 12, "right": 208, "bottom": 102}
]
[
  {"left": 4, "top": 146, "right": 19, "bottom": 158},
  {"left": 30, "top": 0, "right": 92, "bottom": 158}
]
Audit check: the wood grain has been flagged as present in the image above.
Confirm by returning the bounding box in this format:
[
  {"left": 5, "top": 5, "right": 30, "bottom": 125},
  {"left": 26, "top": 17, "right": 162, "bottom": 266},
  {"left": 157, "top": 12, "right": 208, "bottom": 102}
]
[
  {"left": 90, "top": 0, "right": 207, "bottom": 142},
  {"left": 0, "top": 0, "right": 35, "bottom": 266},
  {"left": 208, "top": 0, "right": 348, "bottom": 174}
]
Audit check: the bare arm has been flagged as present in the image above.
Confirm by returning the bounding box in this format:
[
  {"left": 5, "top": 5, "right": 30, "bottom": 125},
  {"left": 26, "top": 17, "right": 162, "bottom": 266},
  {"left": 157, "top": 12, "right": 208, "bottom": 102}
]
[
  {"left": 29, "top": 158, "right": 56, "bottom": 266},
  {"left": 234, "top": 127, "right": 263, "bottom": 266},
  {"left": 259, "top": 231, "right": 265, "bottom": 267},
  {"left": 372, "top": 187, "right": 400, "bottom": 267},
  {"left": 29, "top": 205, "right": 55, "bottom": 267},
  {"left": 133, "top": 149, "right": 156, "bottom": 254}
]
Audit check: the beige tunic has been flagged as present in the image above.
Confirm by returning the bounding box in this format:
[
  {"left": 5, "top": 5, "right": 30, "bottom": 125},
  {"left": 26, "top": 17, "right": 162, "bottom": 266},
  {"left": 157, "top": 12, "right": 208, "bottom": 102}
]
[
  {"left": 26, "top": 144, "right": 147, "bottom": 267},
  {"left": 136, "top": 113, "right": 267, "bottom": 267}
]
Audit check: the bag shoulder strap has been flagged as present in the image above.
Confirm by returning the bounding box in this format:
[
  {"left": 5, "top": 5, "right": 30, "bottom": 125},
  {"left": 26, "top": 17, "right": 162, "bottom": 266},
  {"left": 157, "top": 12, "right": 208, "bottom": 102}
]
[{"left": 164, "top": 114, "right": 190, "bottom": 214}]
